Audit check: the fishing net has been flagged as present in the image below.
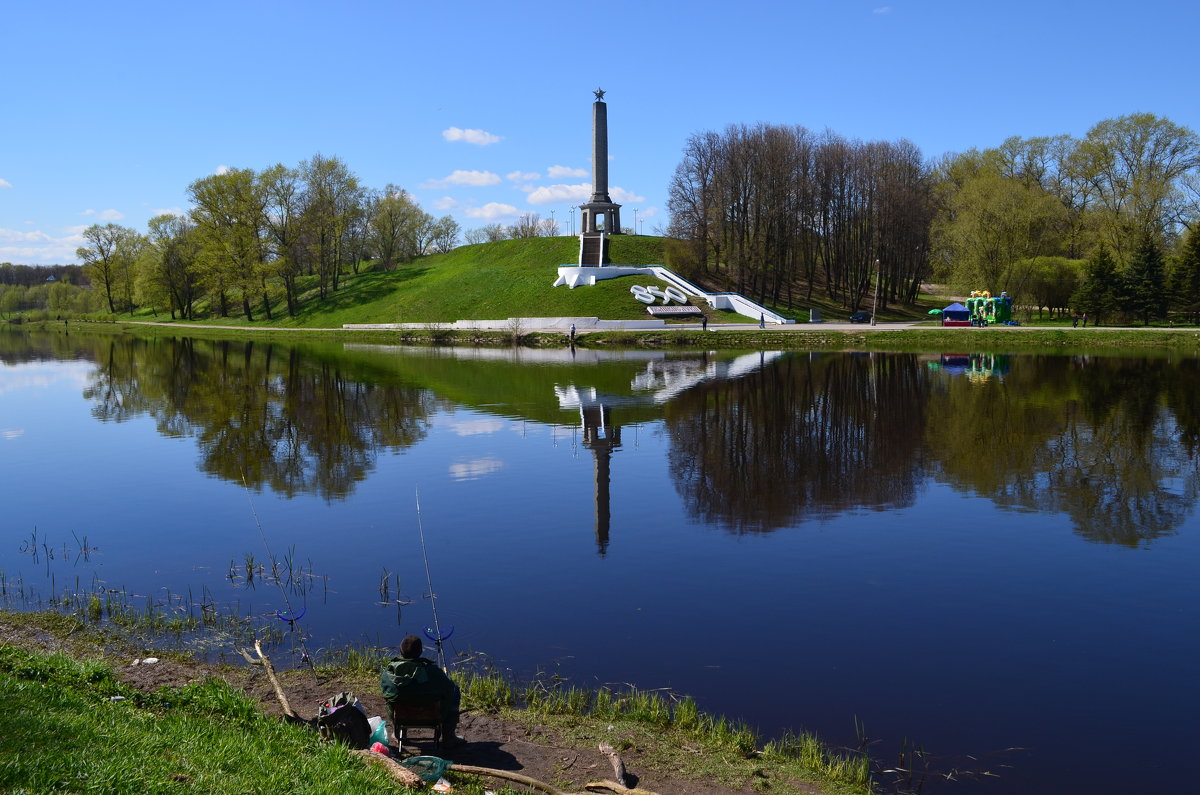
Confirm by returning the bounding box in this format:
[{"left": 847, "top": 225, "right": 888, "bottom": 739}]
[{"left": 398, "top": 755, "right": 453, "bottom": 783}]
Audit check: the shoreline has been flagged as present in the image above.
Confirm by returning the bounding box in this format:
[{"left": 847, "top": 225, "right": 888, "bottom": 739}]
[
  {"left": 14, "top": 318, "right": 1200, "bottom": 354},
  {"left": 0, "top": 608, "right": 871, "bottom": 795}
]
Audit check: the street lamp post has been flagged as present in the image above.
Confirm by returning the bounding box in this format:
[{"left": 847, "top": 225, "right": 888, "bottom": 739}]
[
  {"left": 551, "top": 209, "right": 556, "bottom": 236},
  {"left": 632, "top": 208, "right": 639, "bottom": 236},
  {"left": 569, "top": 207, "right": 575, "bottom": 236},
  {"left": 871, "top": 259, "right": 880, "bottom": 326}
]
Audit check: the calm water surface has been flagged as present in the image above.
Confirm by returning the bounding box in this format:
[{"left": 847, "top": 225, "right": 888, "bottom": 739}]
[{"left": 2, "top": 329, "right": 1198, "bottom": 794}]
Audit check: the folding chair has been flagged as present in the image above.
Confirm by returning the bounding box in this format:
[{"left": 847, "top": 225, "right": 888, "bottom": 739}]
[{"left": 388, "top": 700, "right": 444, "bottom": 749}]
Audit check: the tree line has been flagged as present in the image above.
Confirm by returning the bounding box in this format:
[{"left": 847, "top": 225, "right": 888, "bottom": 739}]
[
  {"left": 667, "top": 112, "right": 1200, "bottom": 323},
  {"left": 69, "top": 155, "right": 461, "bottom": 321},
  {"left": 667, "top": 124, "right": 935, "bottom": 313}
]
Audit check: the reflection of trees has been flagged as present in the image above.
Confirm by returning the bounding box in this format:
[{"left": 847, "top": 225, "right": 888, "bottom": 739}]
[
  {"left": 82, "top": 336, "right": 434, "bottom": 499},
  {"left": 665, "top": 353, "right": 929, "bottom": 533},
  {"left": 928, "top": 356, "right": 1200, "bottom": 547}
]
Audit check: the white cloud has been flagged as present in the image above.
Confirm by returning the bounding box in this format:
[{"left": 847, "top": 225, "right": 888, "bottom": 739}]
[
  {"left": 449, "top": 457, "right": 505, "bottom": 481},
  {"left": 0, "top": 178, "right": 12, "bottom": 189},
  {"left": 506, "top": 170, "right": 540, "bottom": 182},
  {"left": 0, "top": 228, "right": 52, "bottom": 244},
  {"left": 0, "top": 361, "right": 93, "bottom": 399},
  {"left": 432, "top": 196, "right": 459, "bottom": 211},
  {"left": 442, "top": 127, "right": 502, "bottom": 146},
  {"left": 1, "top": 429, "right": 24, "bottom": 440},
  {"left": 0, "top": 225, "right": 88, "bottom": 263},
  {"left": 422, "top": 170, "right": 502, "bottom": 189},
  {"left": 547, "top": 165, "right": 587, "bottom": 179},
  {"left": 611, "top": 187, "right": 646, "bottom": 203},
  {"left": 465, "top": 202, "right": 518, "bottom": 220},
  {"left": 151, "top": 207, "right": 185, "bottom": 217},
  {"left": 523, "top": 183, "right": 646, "bottom": 206},
  {"left": 873, "top": 6, "right": 892, "bottom": 13},
  {"left": 526, "top": 183, "right": 590, "bottom": 205},
  {"left": 215, "top": 165, "right": 231, "bottom": 175},
  {"left": 450, "top": 418, "right": 506, "bottom": 436},
  {"left": 79, "top": 208, "right": 125, "bottom": 220}
]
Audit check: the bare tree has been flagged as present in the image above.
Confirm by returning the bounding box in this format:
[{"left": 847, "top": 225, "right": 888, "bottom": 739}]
[{"left": 508, "top": 213, "right": 542, "bottom": 239}]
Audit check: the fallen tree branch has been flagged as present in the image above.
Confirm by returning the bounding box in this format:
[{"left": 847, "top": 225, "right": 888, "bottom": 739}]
[
  {"left": 597, "top": 742, "right": 628, "bottom": 788},
  {"left": 583, "top": 783, "right": 660, "bottom": 795},
  {"left": 449, "top": 763, "right": 567, "bottom": 794},
  {"left": 239, "top": 639, "right": 296, "bottom": 719},
  {"left": 447, "top": 765, "right": 661, "bottom": 795},
  {"left": 352, "top": 750, "right": 425, "bottom": 789}
]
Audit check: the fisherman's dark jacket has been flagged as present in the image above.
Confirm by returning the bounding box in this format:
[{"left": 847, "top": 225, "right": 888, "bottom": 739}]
[{"left": 380, "top": 656, "right": 454, "bottom": 705}]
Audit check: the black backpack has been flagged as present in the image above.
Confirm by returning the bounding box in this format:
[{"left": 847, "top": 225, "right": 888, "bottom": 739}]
[{"left": 314, "top": 692, "right": 371, "bottom": 749}]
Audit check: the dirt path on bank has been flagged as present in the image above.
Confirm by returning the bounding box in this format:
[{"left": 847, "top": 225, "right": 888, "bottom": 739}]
[{"left": 0, "top": 616, "right": 787, "bottom": 795}]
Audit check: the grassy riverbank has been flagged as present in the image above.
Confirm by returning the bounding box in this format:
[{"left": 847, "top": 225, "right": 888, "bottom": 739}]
[
  {"left": 0, "top": 610, "right": 873, "bottom": 794},
  {"left": 16, "top": 317, "right": 1200, "bottom": 355}
]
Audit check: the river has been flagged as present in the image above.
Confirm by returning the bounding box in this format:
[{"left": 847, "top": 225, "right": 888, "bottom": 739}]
[{"left": 2, "top": 328, "right": 1197, "bottom": 793}]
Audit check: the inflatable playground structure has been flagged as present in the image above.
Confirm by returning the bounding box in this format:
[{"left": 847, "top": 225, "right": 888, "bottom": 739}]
[{"left": 941, "top": 291, "right": 1017, "bottom": 327}]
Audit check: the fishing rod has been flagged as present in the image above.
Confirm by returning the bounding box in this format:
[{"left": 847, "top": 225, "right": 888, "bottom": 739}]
[
  {"left": 241, "top": 471, "right": 317, "bottom": 677},
  {"left": 415, "top": 487, "right": 453, "bottom": 670}
]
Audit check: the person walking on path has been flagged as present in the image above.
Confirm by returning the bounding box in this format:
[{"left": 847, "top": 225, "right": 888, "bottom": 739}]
[
  {"left": 701, "top": 315, "right": 708, "bottom": 332},
  {"left": 759, "top": 314, "right": 765, "bottom": 329}
]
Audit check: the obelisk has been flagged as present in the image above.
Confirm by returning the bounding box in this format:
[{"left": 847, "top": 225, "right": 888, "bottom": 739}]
[
  {"left": 590, "top": 92, "right": 612, "bottom": 204},
  {"left": 578, "top": 88, "right": 621, "bottom": 263}
]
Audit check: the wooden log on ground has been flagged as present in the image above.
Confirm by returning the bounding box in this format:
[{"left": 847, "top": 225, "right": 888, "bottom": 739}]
[
  {"left": 583, "top": 782, "right": 661, "bottom": 795},
  {"left": 597, "top": 742, "right": 628, "bottom": 788},
  {"left": 353, "top": 750, "right": 425, "bottom": 789},
  {"left": 239, "top": 638, "right": 296, "bottom": 719},
  {"left": 449, "top": 763, "right": 567, "bottom": 794}
]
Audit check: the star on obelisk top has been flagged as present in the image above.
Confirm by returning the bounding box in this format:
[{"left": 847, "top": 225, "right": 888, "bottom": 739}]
[{"left": 593, "top": 87, "right": 606, "bottom": 101}]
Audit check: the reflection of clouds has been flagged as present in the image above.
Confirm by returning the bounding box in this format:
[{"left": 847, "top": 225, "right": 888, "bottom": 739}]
[
  {"left": 0, "top": 362, "right": 92, "bottom": 397},
  {"left": 450, "top": 418, "right": 507, "bottom": 436},
  {"left": 2, "top": 429, "right": 24, "bottom": 439},
  {"left": 449, "top": 457, "right": 505, "bottom": 481}
]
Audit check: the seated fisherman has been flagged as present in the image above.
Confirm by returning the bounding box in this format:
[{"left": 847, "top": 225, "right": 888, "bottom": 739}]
[{"left": 380, "top": 634, "right": 462, "bottom": 745}]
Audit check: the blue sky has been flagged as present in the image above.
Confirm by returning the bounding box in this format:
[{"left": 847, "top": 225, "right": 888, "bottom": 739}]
[{"left": 2, "top": 0, "right": 1196, "bottom": 264}]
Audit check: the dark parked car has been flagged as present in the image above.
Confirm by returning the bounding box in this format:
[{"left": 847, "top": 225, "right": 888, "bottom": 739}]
[{"left": 849, "top": 311, "right": 871, "bottom": 323}]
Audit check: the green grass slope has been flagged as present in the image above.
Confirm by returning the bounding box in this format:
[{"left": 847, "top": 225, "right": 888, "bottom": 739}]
[{"left": 170, "top": 235, "right": 671, "bottom": 328}]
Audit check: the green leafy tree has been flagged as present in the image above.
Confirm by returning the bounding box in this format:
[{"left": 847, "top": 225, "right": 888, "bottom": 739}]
[
  {"left": 1123, "top": 232, "right": 1168, "bottom": 324},
  {"left": 189, "top": 168, "right": 268, "bottom": 320},
  {"left": 300, "top": 154, "right": 362, "bottom": 299},
  {"left": 258, "top": 164, "right": 305, "bottom": 317},
  {"left": 932, "top": 166, "right": 1067, "bottom": 291},
  {"left": 368, "top": 186, "right": 429, "bottom": 269},
  {"left": 1168, "top": 228, "right": 1200, "bottom": 324},
  {"left": 0, "top": 285, "right": 21, "bottom": 316},
  {"left": 1072, "top": 248, "right": 1122, "bottom": 326},
  {"left": 141, "top": 214, "right": 202, "bottom": 319},
  {"left": 1014, "top": 256, "right": 1084, "bottom": 319},
  {"left": 1073, "top": 113, "right": 1200, "bottom": 258},
  {"left": 76, "top": 223, "right": 142, "bottom": 314},
  {"left": 427, "top": 215, "right": 460, "bottom": 254}
]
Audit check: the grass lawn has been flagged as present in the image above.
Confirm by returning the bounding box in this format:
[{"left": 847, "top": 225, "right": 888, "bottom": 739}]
[{"left": 124, "top": 235, "right": 940, "bottom": 329}]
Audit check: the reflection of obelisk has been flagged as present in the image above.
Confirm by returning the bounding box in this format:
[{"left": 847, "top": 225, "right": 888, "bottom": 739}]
[
  {"left": 580, "top": 404, "right": 622, "bottom": 555},
  {"left": 578, "top": 88, "right": 622, "bottom": 266}
]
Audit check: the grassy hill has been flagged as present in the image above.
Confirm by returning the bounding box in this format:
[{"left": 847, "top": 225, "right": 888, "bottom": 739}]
[
  {"left": 129, "top": 234, "right": 942, "bottom": 328},
  {"left": 155, "top": 235, "right": 672, "bottom": 328}
]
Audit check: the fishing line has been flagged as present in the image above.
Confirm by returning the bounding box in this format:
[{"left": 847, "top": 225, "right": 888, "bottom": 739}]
[
  {"left": 240, "top": 471, "right": 317, "bottom": 676},
  {"left": 415, "top": 486, "right": 453, "bottom": 670}
]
